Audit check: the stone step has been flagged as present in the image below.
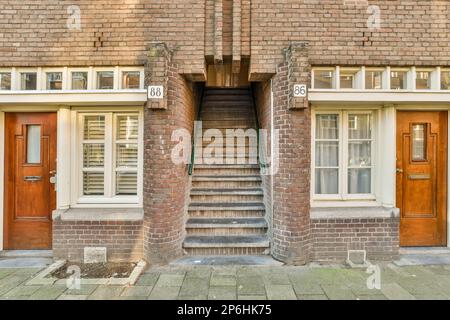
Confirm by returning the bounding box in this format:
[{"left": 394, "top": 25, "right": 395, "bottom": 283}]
[
  {"left": 193, "top": 164, "right": 260, "bottom": 175},
  {"left": 188, "top": 209, "right": 265, "bottom": 218},
  {"left": 183, "top": 235, "right": 270, "bottom": 249},
  {"left": 186, "top": 217, "right": 267, "bottom": 236},
  {"left": 192, "top": 175, "right": 261, "bottom": 182},
  {"left": 170, "top": 255, "right": 283, "bottom": 266},
  {"left": 191, "top": 179, "right": 261, "bottom": 189},
  {"left": 202, "top": 101, "right": 253, "bottom": 108},
  {"left": 200, "top": 113, "right": 254, "bottom": 121},
  {"left": 186, "top": 217, "right": 267, "bottom": 228},
  {"left": 188, "top": 202, "right": 266, "bottom": 211},
  {"left": 203, "top": 93, "right": 251, "bottom": 100},
  {"left": 205, "top": 88, "right": 250, "bottom": 95},
  {"left": 190, "top": 190, "right": 263, "bottom": 202}
]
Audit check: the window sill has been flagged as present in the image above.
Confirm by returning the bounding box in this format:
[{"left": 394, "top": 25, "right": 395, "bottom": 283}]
[
  {"left": 53, "top": 207, "right": 143, "bottom": 221},
  {"left": 310, "top": 206, "right": 400, "bottom": 220}
]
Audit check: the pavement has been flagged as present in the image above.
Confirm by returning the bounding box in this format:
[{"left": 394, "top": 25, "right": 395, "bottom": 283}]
[{"left": 2, "top": 262, "right": 450, "bottom": 300}]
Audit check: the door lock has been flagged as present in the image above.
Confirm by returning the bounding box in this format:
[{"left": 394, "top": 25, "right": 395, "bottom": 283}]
[{"left": 396, "top": 168, "right": 403, "bottom": 173}]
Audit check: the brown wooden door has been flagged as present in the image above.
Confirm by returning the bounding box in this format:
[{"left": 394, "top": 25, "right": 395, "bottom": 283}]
[
  {"left": 397, "top": 111, "right": 447, "bottom": 246},
  {"left": 4, "top": 113, "right": 57, "bottom": 249}
]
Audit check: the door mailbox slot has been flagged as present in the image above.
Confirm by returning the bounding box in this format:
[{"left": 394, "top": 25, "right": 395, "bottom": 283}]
[{"left": 24, "top": 175, "right": 42, "bottom": 182}]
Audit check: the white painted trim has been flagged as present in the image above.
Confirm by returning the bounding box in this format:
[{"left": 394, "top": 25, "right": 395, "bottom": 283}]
[
  {"left": 311, "top": 109, "right": 378, "bottom": 205},
  {"left": 0, "top": 90, "right": 147, "bottom": 106},
  {"left": 57, "top": 107, "right": 71, "bottom": 210},
  {"left": 71, "top": 108, "right": 143, "bottom": 207},
  {"left": 0, "top": 112, "right": 4, "bottom": 250},
  {"left": 309, "top": 90, "right": 450, "bottom": 103},
  {"left": 379, "top": 105, "right": 396, "bottom": 207}
]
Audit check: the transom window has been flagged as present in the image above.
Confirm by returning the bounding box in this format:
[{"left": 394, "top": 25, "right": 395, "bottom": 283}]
[
  {"left": 78, "top": 112, "right": 141, "bottom": 204},
  {"left": 313, "top": 111, "right": 375, "bottom": 200}
]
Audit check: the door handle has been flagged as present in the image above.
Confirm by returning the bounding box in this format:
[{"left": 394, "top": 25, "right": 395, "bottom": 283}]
[
  {"left": 396, "top": 168, "right": 403, "bottom": 173},
  {"left": 24, "top": 176, "right": 42, "bottom": 182}
]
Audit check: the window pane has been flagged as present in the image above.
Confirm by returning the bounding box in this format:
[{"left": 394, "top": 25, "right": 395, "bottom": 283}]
[
  {"left": 348, "top": 114, "right": 371, "bottom": 139},
  {"left": 340, "top": 71, "right": 357, "bottom": 89},
  {"left": 315, "top": 141, "right": 338, "bottom": 167},
  {"left": 83, "top": 115, "right": 105, "bottom": 140},
  {"left": 391, "top": 71, "right": 407, "bottom": 89},
  {"left": 83, "top": 144, "right": 104, "bottom": 167},
  {"left": 83, "top": 172, "right": 104, "bottom": 195},
  {"left": 365, "top": 71, "right": 382, "bottom": 89},
  {"left": 122, "top": 71, "right": 140, "bottom": 89},
  {"left": 27, "top": 125, "right": 41, "bottom": 164},
  {"left": 348, "top": 168, "right": 371, "bottom": 194},
  {"left": 116, "top": 144, "right": 138, "bottom": 167},
  {"left": 315, "top": 168, "right": 338, "bottom": 194},
  {"left": 314, "top": 70, "right": 334, "bottom": 89},
  {"left": 441, "top": 71, "right": 450, "bottom": 90},
  {"left": 46, "top": 72, "right": 62, "bottom": 90},
  {"left": 71, "top": 72, "right": 88, "bottom": 90},
  {"left": 117, "top": 115, "right": 139, "bottom": 140},
  {"left": 97, "top": 71, "right": 114, "bottom": 89},
  {"left": 0, "top": 73, "right": 11, "bottom": 90},
  {"left": 412, "top": 124, "right": 426, "bottom": 161},
  {"left": 315, "top": 114, "right": 338, "bottom": 139},
  {"left": 348, "top": 142, "right": 371, "bottom": 166},
  {"left": 416, "top": 71, "right": 430, "bottom": 90},
  {"left": 21, "top": 73, "right": 37, "bottom": 90},
  {"left": 116, "top": 172, "right": 137, "bottom": 195}
]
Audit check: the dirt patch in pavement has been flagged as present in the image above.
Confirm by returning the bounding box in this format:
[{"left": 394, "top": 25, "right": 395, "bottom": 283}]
[{"left": 49, "top": 262, "right": 137, "bottom": 279}]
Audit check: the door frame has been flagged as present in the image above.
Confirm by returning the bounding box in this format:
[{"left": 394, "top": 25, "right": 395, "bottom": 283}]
[
  {"left": 0, "top": 107, "right": 70, "bottom": 251},
  {"left": 395, "top": 108, "right": 450, "bottom": 247}
]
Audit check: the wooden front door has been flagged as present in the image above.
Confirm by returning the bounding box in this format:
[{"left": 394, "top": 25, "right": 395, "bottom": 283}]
[
  {"left": 397, "top": 111, "right": 447, "bottom": 246},
  {"left": 4, "top": 113, "right": 57, "bottom": 249}
]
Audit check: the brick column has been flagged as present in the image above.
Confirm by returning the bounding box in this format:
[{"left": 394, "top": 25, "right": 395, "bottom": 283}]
[
  {"left": 143, "top": 42, "right": 196, "bottom": 264},
  {"left": 271, "top": 42, "right": 311, "bottom": 265}
]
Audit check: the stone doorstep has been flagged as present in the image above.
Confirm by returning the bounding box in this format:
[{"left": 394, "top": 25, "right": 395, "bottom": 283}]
[{"left": 25, "top": 260, "right": 146, "bottom": 286}]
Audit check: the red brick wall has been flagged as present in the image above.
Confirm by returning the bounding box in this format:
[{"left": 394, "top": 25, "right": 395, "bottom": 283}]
[
  {"left": 249, "top": 0, "right": 450, "bottom": 79},
  {"left": 2, "top": 1, "right": 448, "bottom": 79},
  {"left": 53, "top": 218, "right": 143, "bottom": 262},
  {"left": 311, "top": 217, "right": 400, "bottom": 262},
  {"left": 143, "top": 58, "right": 198, "bottom": 264},
  {"left": 270, "top": 44, "right": 312, "bottom": 265}
]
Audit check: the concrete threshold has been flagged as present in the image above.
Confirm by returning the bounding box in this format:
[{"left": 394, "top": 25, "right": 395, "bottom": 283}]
[
  {"left": 395, "top": 247, "right": 450, "bottom": 266},
  {"left": 170, "top": 255, "right": 284, "bottom": 266}
]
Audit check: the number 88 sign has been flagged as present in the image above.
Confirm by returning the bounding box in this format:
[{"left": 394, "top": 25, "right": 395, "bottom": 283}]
[{"left": 147, "top": 85, "right": 164, "bottom": 99}]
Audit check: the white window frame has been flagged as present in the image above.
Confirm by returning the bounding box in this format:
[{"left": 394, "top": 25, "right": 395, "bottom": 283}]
[
  {"left": 71, "top": 108, "right": 143, "bottom": 208},
  {"left": 312, "top": 109, "right": 377, "bottom": 202}
]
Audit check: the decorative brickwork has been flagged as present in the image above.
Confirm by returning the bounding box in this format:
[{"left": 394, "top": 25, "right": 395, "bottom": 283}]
[
  {"left": 53, "top": 218, "right": 143, "bottom": 262},
  {"left": 311, "top": 217, "right": 400, "bottom": 262},
  {"left": 270, "top": 43, "right": 312, "bottom": 265},
  {"left": 143, "top": 46, "right": 198, "bottom": 264}
]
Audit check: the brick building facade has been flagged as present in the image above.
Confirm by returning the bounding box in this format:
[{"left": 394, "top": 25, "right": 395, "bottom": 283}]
[{"left": 0, "top": 1, "right": 449, "bottom": 264}]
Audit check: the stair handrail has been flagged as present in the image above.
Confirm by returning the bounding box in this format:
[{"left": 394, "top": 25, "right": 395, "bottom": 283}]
[
  {"left": 249, "top": 85, "right": 267, "bottom": 170},
  {"left": 188, "top": 84, "right": 205, "bottom": 176}
]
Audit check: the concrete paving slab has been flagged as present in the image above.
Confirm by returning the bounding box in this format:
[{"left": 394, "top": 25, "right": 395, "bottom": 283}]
[
  {"left": 210, "top": 274, "right": 236, "bottom": 286},
  {"left": 1, "top": 285, "right": 41, "bottom": 298},
  {"left": 0, "top": 258, "right": 52, "bottom": 269},
  {"left": 171, "top": 255, "right": 283, "bottom": 266},
  {"left": 156, "top": 274, "right": 185, "bottom": 287},
  {"left": 28, "top": 285, "right": 67, "bottom": 300},
  {"left": 148, "top": 286, "right": 180, "bottom": 300},
  {"left": 136, "top": 273, "right": 160, "bottom": 286},
  {"left": 208, "top": 286, "right": 237, "bottom": 300},
  {"left": 121, "top": 286, "right": 153, "bottom": 297},
  {"left": 238, "top": 295, "right": 267, "bottom": 300},
  {"left": 321, "top": 284, "right": 357, "bottom": 300},
  {"left": 296, "top": 294, "right": 328, "bottom": 300},
  {"left": 88, "top": 286, "right": 125, "bottom": 300},
  {"left": 266, "top": 285, "right": 296, "bottom": 300},
  {"left": 380, "top": 283, "right": 416, "bottom": 300}
]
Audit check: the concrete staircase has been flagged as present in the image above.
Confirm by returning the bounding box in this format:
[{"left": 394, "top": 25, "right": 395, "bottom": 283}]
[{"left": 183, "top": 87, "right": 269, "bottom": 256}]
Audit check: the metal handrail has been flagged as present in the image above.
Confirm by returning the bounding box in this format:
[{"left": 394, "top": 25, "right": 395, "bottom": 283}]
[{"left": 188, "top": 84, "right": 205, "bottom": 176}]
